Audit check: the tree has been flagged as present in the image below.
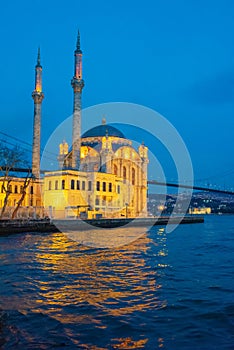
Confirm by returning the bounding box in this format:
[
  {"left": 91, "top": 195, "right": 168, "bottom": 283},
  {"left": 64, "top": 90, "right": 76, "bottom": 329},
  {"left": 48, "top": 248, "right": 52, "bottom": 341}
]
[
  {"left": 0, "top": 142, "right": 32, "bottom": 219},
  {"left": 11, "top": 170, "right": 33, "bottom": 219}
]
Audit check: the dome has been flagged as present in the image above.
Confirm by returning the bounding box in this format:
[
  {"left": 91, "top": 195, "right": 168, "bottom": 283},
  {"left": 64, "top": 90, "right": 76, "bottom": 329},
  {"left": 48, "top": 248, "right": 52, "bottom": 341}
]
[{"left": 82, "top": 124, "right": 125, "bottom": 139}]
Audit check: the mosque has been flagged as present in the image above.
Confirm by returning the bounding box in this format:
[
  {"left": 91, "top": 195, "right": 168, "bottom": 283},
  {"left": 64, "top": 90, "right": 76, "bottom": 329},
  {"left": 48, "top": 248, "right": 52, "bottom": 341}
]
[{"left": 0, "top": 32, "right": 149, "bottom": 219}]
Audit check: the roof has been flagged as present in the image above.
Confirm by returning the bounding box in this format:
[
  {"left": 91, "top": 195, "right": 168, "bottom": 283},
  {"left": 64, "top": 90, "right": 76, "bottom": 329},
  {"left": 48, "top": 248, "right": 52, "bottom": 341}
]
[{"left": 82, "top": 124, "right": 125, "bottom": 139}]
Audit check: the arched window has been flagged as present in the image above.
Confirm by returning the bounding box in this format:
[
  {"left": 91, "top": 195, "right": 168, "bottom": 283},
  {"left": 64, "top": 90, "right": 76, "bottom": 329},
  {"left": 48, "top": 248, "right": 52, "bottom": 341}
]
[
  {"left": 48, "top": 181, "right": 52, "bottom": 190},
  {"left": 114, "top": 164, "right": 118, "bottom": 175},
  {"left": 96, "top": 181, "right": 100, "bottom": 191},
  {"left": 71, "top": 179, "right": 75, "bottom": 190},
  {"left": 88, "top": 181, "right": 92, "bottom": 191},
  {"left": 62, "top": 180, "right": 65, "bottom": 190},
  {"left": 55, "top": 180, "right": 58, "bottom": 190},
  {"left": 14, "top": 185, "right": 18, "bottom": 194},
  {"left": 123, "top": 166, "right": 126, "bottom": 180},
  {"left": 102, "top": 182, "right": 106, "bottom": 192},
  {"left": 132, "top": 168, "right": 135, "bottom": 185}
]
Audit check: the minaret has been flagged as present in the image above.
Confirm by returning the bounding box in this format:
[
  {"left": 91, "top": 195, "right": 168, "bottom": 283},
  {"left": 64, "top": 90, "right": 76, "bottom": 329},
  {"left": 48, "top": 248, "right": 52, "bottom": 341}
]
[
  {"left": 71, "top": 30, "right": 85, "bottom": 169},
  {"left": 32, "top": 48, "right": 44, "bottom": 178}
]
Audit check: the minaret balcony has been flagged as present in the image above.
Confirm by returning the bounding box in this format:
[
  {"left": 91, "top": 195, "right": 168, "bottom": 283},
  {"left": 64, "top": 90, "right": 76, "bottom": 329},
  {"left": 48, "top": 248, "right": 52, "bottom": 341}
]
[{"left": 32, "top": 90, "right": 44, "bottom": 103}]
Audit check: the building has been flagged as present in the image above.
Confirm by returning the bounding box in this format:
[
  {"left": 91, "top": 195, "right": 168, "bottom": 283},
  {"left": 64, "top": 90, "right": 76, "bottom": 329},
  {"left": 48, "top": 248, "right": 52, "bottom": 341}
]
[
  {"left": 0, "top": 176, "right": 43, "bottom": 219},
  {"left": 189, "top": 207, "right": 211, "bottom": 215},
  {"left": 0, "top": 32, "right": 149, "bottom": 220}
]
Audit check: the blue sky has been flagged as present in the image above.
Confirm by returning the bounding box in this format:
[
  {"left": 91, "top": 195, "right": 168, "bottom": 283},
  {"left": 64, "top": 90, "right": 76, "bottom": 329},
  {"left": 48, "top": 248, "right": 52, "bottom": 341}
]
[{"left": 0, "top": 0, "right": 233, "bottom": 188}]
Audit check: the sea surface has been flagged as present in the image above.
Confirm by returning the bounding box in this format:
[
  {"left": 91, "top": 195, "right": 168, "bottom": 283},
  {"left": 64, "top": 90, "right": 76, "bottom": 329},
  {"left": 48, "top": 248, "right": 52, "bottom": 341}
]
[{"left": 0, "top": 215, "right": 233, "bottom": 349}]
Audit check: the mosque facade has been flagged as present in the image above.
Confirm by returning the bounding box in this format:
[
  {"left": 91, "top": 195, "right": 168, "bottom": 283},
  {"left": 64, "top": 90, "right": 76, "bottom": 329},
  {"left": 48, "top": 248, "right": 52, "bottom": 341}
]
[{"left": 0, "top": 32, "right": 148, "bottom": 219}]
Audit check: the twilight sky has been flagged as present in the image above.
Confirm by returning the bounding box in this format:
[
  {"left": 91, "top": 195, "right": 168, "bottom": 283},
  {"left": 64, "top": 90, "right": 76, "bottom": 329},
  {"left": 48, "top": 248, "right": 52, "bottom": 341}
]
[{"left": 0, "top": 0, "right": 233, "bottom": 189}]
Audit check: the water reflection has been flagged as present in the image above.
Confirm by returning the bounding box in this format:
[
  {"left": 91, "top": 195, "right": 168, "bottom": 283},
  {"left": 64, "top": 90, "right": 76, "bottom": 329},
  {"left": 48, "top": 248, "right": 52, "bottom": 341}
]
[
  {"left": 0, "top": 227, "right": 169, "bottom": 349},
  {"left": 33, "top": 228, "right": 166, "bottom": 320}
]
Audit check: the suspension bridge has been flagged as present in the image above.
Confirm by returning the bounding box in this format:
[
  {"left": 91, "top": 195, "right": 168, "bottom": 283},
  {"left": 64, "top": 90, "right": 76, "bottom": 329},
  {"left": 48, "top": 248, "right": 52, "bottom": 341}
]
[
  {"left": 0, "top": 166, "right": 233, "bottom": 196},
  {"left": 0, "top": 131, "right": 233, "bottom": 196}
]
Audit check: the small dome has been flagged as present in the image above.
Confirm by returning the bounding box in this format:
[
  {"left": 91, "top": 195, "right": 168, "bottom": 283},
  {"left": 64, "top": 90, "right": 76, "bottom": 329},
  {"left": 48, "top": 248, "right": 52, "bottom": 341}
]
[{"left": 82, "top": 124, "right": 125, "bottom": 139}]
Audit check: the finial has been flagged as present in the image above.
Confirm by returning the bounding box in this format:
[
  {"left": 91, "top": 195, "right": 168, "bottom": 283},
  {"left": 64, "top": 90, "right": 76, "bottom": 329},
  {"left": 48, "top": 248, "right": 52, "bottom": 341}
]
[
  {"left": 36, "top": 47, "right": 41, "bottom": 67},
  {"left": 102, "top": 117, "right": 106, "bottom": 125},
  {"left": 76, "top": 30, "right": 82, "bottom": 53}
]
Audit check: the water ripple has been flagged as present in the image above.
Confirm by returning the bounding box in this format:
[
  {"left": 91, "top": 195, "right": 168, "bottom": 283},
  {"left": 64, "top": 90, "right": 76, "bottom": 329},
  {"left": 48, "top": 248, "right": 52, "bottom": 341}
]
[{"left": 0, "top": 216, "right": 233, "bottom": 349}]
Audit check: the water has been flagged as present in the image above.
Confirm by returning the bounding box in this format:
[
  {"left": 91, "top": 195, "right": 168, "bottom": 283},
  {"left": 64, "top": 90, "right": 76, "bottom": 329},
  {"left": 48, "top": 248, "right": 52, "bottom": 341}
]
[{"left": 0, "top": 216, "right": 233, "bottom": 349}]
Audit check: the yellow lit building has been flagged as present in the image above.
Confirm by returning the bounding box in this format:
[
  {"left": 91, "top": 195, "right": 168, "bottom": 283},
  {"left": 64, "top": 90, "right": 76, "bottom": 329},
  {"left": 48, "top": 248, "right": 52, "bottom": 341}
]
[
  {"left": 43, "top": 122, "right": 148, "bottom": 219},
  {"left": 189, "top": 207, "right": 211, "bottom": 215},
  {"left": 0, "top": 32, "right": 149, "bottom": 219},
  {"left": 43, "top": 32, "right": 149, "bottom": 219},
  {"left": 0, "top": 177, "right": 43, "bottom": 219}
]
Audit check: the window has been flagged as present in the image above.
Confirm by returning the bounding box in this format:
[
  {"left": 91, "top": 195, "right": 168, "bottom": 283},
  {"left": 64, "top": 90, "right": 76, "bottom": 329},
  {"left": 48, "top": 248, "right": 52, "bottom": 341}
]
[
  {"left": 30, "top": 186, "right": 33, "bottom": 194},
  {"left": 14, "top": 185, "right": 18, "bottom": 194},
  {"left": 96, "top": 181, "right": 100, "bottom": 191},
  {"left": 9, "top": 185, "right": 12, "bottom": 193},
  {"left": 82, "top": 181, "right": 85, "bottom": 190},
  {"left": 102, "top": 182, "right": 106, "bottom": 192},
  {"left": 77, "top": 180, "right": 80, "bottom": 190},
  {"left": 117, "top": 185, "right": 120, "bottom": 194},
  {"left": 48, "top": 181, "right": 52, "bottom": 190},
  {"left": 132, "top": 168, "right": 135, "bottom": 185},
  {"left": 55, "top": 180, "right": 58, "bottom": 190},
  {"left": 20, "top": 185, "right": 23, "bottom": 193},
  {"left": 123, "top": 166, "right": 126, "bottom": 180},
  {"left": 71, "top": 179, "right": 75, "bottom": 190},
  {"left": 88, "top": 181, "right": 92, "bottom": 191},
  {"left": 108, "top": 183, "right": 112, "bottom": 192},
  {"left": 114, "top": 164, "right": 118, "bottom": 175},
  {"left": 62, "top": 180, "right": 65, "bottom": 190},
  {"left": 95, "top": 197, "right": 100, "bottom": 206}
]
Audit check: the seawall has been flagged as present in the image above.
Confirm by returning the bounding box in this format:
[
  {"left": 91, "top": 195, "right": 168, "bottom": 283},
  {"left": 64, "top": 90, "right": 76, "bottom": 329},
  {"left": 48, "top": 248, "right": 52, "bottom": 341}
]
[{"left": 0, "top": 216, "right": 204, "bottom": 235}]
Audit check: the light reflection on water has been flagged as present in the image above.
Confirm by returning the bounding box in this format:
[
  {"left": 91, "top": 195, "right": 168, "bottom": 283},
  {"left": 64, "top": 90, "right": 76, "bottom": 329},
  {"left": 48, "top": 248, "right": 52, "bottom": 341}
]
[
  {"left": 0, "top": 227, "right": 167, "bottom": 349},
  {"left": 1, "top": 216, "right": 233, "bottom": 349}
]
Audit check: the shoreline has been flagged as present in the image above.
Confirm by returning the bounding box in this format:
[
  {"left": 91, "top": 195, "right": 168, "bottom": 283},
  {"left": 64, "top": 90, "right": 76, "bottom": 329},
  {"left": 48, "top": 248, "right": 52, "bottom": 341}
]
[{"left": 0, "top": 216, "right": 204, "bottom": 235}]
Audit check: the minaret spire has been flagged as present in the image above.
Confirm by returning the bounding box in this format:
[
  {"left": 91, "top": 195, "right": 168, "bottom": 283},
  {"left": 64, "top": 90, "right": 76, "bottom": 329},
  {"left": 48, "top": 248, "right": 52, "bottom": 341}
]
[
  {"left": 76, "top": 30, "right": 82, "bottom": 53},
  {"left": 37, "top": 47, "right": 41, "bottom": 67},
  {"left": 32, "top": 48, "right": 44, "bottom": 178},
  {"left": 71, "top": 30, "right": 85, "bottom": 169}
]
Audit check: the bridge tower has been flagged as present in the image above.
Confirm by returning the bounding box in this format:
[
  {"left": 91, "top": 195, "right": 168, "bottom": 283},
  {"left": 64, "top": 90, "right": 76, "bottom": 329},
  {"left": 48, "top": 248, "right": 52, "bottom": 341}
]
[
  {"left": 71, "top": 30, "right": 85, "bottom": 169},
  {"left": 32, "top": 48, "right": 44, "bottom": 178}
]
